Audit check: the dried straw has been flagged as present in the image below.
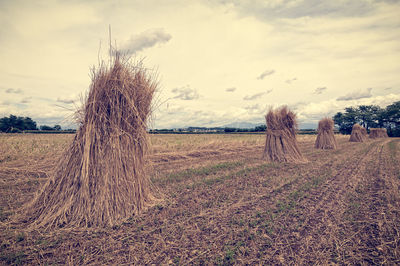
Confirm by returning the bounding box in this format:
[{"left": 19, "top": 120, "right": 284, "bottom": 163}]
[
  {"left": 369, "top": 128, "right": 388, "bottom": 139},
  {"left": 263, "top": 106, "right": 307, "bottom": 163},
  {"left": 315, "top": 118, "right": 337, "bottom": 149},
  {"left": 349, "top": 124, "right": 365, "bottom": 142},
  {"left": 361, "top": 126, "right": 368, "bottom": 137},
  {"left": 22, "top": 53, "right": 158, "bottom": 229}
]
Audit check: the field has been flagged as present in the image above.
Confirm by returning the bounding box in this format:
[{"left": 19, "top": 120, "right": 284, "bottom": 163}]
[{"left": 0, "top": 133, "right": 399, "bottom": 264}]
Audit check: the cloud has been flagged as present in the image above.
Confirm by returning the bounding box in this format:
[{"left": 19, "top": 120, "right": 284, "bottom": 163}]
[
  {"left": 20, "top": 97, "right": 32, "bottom": 104},
  {"left": 121, "top": 28, "right": 172, "bottom": 54},
  {"left": 244, "top": 103, "right": 266, "bottom": 114},
  {"left": 314, "top": 87, "right": 327, "bottom": 94},
  {"left": 5, "top": 88, "right": 23, "bottom": 94},
  {"left": 337, "top": 88, "right": 373, "bottom": 101},
  {"left": 266, "top": 89, "right": 273, "bottom": 94},
  {"left": 285, "top": 78, "right": 297, "bottom": 84},
  {"left": 217, "top": 1, "right": 384, "bottom": 20},
  {"left": 171, "top": 86, "right": 200, "bottom": 100},
  {"left": 57, "top": 95, "right": 78, "bottom": 104},
  {"left": 243, "top": 92, "right": 265, "bottom": 100},
  {"left": 226, "top": 87, "right": 236, "bottom": 92},
  {"left": 257, "top": 70, "right": 275, "bottom": 80}
]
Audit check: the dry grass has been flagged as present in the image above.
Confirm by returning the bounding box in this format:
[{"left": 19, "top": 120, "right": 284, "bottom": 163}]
[
  {"left": 20, "top": 54, "right": 158, "bottom": 229},
  {"left": 315, "top": 117, "right": 337, "bottom": 149},
  {"left": 263, "top": 106, "right": 307, "bottom": 163},
  {"left": 1, "top": 134, "right": 399, "bottom": 265}
]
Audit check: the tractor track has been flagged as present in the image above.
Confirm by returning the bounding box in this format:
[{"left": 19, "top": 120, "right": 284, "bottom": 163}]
[{"left": 265, "top": 139, "right": 390, "bottom": 264}]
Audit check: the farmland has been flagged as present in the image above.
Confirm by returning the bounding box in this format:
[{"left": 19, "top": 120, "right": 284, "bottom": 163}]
[{"left": 0, "top": 133, "right": 399, "bottom": 264}]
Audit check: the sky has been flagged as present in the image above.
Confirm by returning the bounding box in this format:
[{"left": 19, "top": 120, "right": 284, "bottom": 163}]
[{"left": 0, "top": 0, "right": 399, "bottom": 129}]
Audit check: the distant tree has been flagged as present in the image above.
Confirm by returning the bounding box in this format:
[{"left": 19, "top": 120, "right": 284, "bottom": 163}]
[
  {"left": 224, "top": 127, "right": 236, "bottom": 133},
  {"left": 40, "top": 125, "right": 54, "bottom": 131},
  {"left": 53, "top": 125, "right": 62, "bottom": 131},
  {"left": 384, "top": 101, "right": 400, "bottom": 137},
  {"left": 254, "top": 125, "right": 266, "bottom": 132},
  {"left": 332, "top": 101, "right": 400, "bottom": 136},
  {"left": 23, "top": 117, "right": 38, "bottom": 130},
  {"left": 0, "top": 115, "right": 37, "bottom": 132}
]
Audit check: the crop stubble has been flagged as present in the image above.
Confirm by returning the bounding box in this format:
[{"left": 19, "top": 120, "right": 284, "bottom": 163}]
[{"left": 0, "top": 134, "right": 399, "bottom": 264}]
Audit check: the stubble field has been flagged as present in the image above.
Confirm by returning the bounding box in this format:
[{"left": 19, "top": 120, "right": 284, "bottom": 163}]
[{"left": 0, "top": 133, "right": 399, "bottom": 265}]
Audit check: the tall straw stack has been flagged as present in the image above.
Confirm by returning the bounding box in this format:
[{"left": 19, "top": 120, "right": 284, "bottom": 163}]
[
  {"left": 361, "top": 126, "right": 368, "bottom": 137},
  {"left": 263, "top": 106, "right": 307, "bottom": 163},
  {"left": 315, "top": 118, "right": 337, "bottom": 149},
  {"left": 369, "top": 128, "right": 388, "bottom": 139},
  {"left": 23, "top": 54, "right": 157, "bottom": 229},
  {"left": 349, "top": 124, "right": 365, "bottom": 142}
]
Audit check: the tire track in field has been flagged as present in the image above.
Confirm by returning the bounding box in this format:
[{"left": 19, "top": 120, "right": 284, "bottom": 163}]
[
  {"left": 337, "top": 139, "right": 400, "bottom": 265},
  {"left": 267, "top": 139, "right": 390, "bottom": 264}
]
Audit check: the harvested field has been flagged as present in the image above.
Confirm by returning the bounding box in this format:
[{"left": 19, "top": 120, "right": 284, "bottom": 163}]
[{"left": 1, "top": 133, "right": 400, "bottom": 264}]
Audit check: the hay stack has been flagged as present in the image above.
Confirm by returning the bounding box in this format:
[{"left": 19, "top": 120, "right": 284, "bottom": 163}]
[
  {"left": 369, "top": 128, "right": 388, "bottom": 139},
  {"left": 349, "top": 124, "right": 365, "bottom": 142},
  {"left": 24, "top": 54, "right": 157, "bottom": 228},
  {"left": 315, "top": 118, "right": 337, "bottom": 149},
  {"left": 361, "top": 126, "right": 368, "bottom": 137},
  {"left": 263, "top": 106, "right": 307, "bottom": 163}
]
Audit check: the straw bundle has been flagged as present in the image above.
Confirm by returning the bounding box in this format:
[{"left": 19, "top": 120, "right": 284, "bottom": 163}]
[
  {"left": 369, "top": 128, "right": 388, "bottom": 139},
  {"left": 349, "top": 124, "right": 365, "bottom": 142},
  {"left": 315, "top": 118, "right": 337, "bottom": 149},
  {"left": 23, "top": 54, "right": 157, "bottom": 228},
  {"left": 263, "top": 106, "right": 307, "bottom": 163},
  {"left": 361, "top": 126, "right": 368, "bottom": 137}
]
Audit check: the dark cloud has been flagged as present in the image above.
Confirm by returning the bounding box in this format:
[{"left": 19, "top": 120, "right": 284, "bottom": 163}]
[
  {"left": 243, "top": 92, "right": 265, "bottom": 100},
  {"left": 314, "top": 87, "right": 327, "bottom": 94},
  {"left": 171, "top": 86, "right": 200, "bottom": 100},
  {"left": 286, "top": 78, "right": 297, "bottom": 84},
  {"left": 384, "top": 87, "right": 392, "bottom": 90},
  {"left": 337, "top": 88, "right": 373, "bottom": 101},
  {"left": 5, "top": 88, "right": 23, "bottom": 94},
  {"left": 226, "top": 87, "right": 236, "bottom": 92},
  {"left": 266, "top": 89, "right": 273, "bottom": 94},
  {"left": 121, "top": 28, "right": 171, "bottom": 54},
  {"left": 257, "top": 70, "right": 275, "bottom": 80}
]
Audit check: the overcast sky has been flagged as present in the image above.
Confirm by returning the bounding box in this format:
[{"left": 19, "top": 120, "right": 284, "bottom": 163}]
[{"left": 0, "top": 0, "right": 399, "bottom": 129}]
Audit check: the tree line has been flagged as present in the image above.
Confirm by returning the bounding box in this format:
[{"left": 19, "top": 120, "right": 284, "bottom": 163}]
[
  {"left": 1, "top": 101, "right": 399, "bottom": 135},
  {"left": 0, "top": 115, "right": 63, "bottom": 133},
  {"left": 333, "top": 101, "right": 400, "bottom": 136}
]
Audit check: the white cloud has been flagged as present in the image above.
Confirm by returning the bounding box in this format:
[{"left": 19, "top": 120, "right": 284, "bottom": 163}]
[
  {"left": 313, "top": 87, "right": 327, "bottom": 94},
  {"left": 5, "top": 88, "right": 23, "bottom": 94},
  {"left": 56, "top": 94, "right": 79, "bottom": 104},
  {"left": 337, "top": 88, "right": 372, "bottom": 101},
  {"left": 171, "top": 86, "right": 200, "bottom": 100},
  {"left": 121, "top": 28, "right": 171, "bottom": 54}
]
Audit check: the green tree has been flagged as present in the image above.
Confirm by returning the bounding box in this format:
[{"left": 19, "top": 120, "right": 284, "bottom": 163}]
[
  {"left": 40, "top": 125, "right": 54, "bottom": 131},
  {"left": 384, "top": 101, "right": 400, "bottom": 137},
  {"left": 333, "top": 101, "right": 400, "bottom": 136},
  {"left": 53, "top": 125, "right": 62, "bottom": 131},
  {"left": 0, "top": 115, "right": 37, "bottom": 132}
]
